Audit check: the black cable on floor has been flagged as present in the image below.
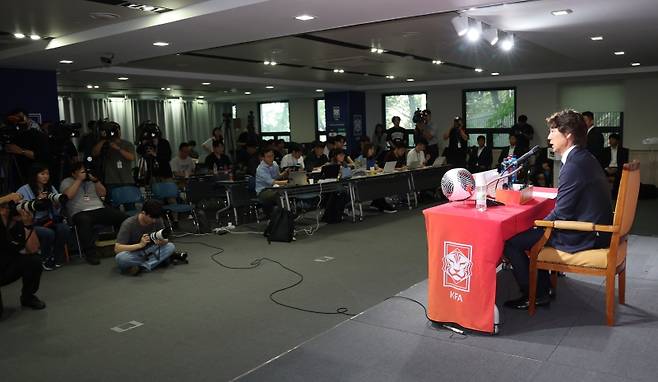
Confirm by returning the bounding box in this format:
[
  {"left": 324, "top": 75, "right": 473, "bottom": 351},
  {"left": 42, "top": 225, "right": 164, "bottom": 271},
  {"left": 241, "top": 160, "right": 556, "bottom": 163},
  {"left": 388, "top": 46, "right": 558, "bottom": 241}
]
[
  {"left": 174, "top": 239, "right": 356, "bottom": 317},
  {"left": 383, "top": 295, "right": 469, "bottom": 338}
]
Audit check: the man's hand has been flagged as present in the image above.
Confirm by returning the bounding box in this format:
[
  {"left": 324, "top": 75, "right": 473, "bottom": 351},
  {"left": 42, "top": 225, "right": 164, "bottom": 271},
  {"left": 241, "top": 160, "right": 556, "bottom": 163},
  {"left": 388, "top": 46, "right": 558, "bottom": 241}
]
[
  {"left": 110, "top": 141, "right": 121, "bottom": 151},
  {"left": 6, "top": 193, "right": 23, "bottom": 203},
  {"left": 140, "top": 234, "right": 150, "bottom": 248},
  {"left": 5, "top": 144, "right": 25, "bottom": 155},
  {"left": 155, "top": 239, "right": 168, "bottom": 246},
  {"left": 37, "top": 191, "right": 48, "bottom": 200},
  {"left": 74, "top": 168, "right": 87, "bottom": 181}
]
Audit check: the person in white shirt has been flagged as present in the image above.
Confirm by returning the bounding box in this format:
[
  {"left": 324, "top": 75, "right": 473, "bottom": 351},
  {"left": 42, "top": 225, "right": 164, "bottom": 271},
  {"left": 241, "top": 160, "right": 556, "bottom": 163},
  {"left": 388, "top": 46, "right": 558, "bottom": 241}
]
[
  {"left": 170, "top": 142, "right": 196, "bottom": 178},
  {"left": 407, "top": 137, "right": 428, "bottom": 167},
  {"left": 280, "top": 142, "right": 305, "bottom": 169},
  {"left": 201, "top": 127, "right": 223, "bottom": 154}
]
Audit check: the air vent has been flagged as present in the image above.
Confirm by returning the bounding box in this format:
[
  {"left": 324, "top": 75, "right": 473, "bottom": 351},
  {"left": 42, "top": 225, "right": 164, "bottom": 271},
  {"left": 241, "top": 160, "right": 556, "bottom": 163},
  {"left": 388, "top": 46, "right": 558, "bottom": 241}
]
[{"left": 86, "top": 0, "right": 172, "bottom": 13}]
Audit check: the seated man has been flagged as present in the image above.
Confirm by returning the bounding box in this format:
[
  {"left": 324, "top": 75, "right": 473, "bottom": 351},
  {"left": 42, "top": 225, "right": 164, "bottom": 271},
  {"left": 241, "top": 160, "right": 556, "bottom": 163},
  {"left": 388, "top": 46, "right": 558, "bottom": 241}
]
[
  {"left": 467, "top": 135, "right": 493, "bottom": 173},
  {"left": 114, "top": 200, "right": 184, "bottom": 275},
  {"left": 280, "top": 142, "right": 305, "bottom": 170},
  {"left": 305, "top": 141, "right": 329, "bottom": 171},
  {"left": 255, "top": 148, "right": 289, "bottom": 217},
  {"left": 384, "top": 140, "right": 408, "bottom": 168},
  {"left": 407, "top": 137, "right": 428, "bottom": 167},
  {"left": 0, "top": 192, "right": 46, "bottom": 316},
  {"left": 602, "top": 133, "right": 629, "bottom": 195},
  {"left": 170, "top": 142, "right": 196, "bottom": 178},
  {"left": 60, "top": 162, "right": 128, "bottom": 265},
  {"left": 503, "top": 110, "right": 613, "bottom": 310},
  {"left": 204, "top": 141, "right": 232, "bottom": 173},
  {"left": 235, "top": 140, "right": 260, "bottom": 178}
]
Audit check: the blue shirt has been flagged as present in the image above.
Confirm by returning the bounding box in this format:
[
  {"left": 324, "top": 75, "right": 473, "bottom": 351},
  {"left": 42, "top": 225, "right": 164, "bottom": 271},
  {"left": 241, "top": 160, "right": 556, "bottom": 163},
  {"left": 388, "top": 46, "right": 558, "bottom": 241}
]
[
  {"left": 255, "top": 160, "right": 280, "bottom": 194},
  {"left": 16, "top": 184, "right": 61, "bottom": 221}
]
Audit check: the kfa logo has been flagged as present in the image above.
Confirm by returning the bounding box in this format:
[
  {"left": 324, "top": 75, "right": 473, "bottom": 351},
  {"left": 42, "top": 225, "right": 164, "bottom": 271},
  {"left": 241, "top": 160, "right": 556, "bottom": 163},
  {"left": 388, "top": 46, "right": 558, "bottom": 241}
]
[{"left": 442, "top": 241, "right": 473, "bottom": 293}]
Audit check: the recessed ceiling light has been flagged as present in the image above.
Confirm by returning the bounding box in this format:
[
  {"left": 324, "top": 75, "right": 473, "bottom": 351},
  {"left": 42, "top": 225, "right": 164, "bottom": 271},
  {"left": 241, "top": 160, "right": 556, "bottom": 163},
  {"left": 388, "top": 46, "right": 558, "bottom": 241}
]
[
  {"left": 432, "top": 60, "right": 443, "bottom": 65},
  {"left": 265, "top": 85, "right": 274, "bottom": 89},
  {"left": 370, "top": 47, "right": 384, "bottom": 54},
  {"left": 93, "top": 85, "right": 99, "bottom": 89},
  {"left": 333, "top": 69, "right": 344, "bottom": 73},
  {"left": 614, "top": 51, "right": 625, "bottom": 55},
  {"left": 406, "top": 78, "right": 415, "bottom": 82},
  {"left": 631, "top": 62, "right": 641, "bottom": 66},
  {"left": 500, "top": 36, "right": 514, "bottom": 51},
  {"left": 86, "top": 85, "right": 93, "bottom": 89},
  {"left": 59, "top": 60, "right": 74, "bottom": 64},
  {"left": 197, "top": 95, "right": 205, "bottom": 98},
  {"left": 386, "top": 75, "right": 395, "bottom": 79},
  {"left": 117, "top": 77, "right": 129, "bottom": 81},
  {"left": 153, "top": 41, "right": 169, "bottom": 47},
  {"left": 491, "top": 72, "right": 500, "bottom": 76},
  {"left": 30, "top": 34, "right": 41, "bottom": 40},
  {"left": 451, "top": 15, "right": 469, "bottom": 37},
  {"left": 244, "top": 91, "right": 252, "bottom": 95},
  {"left": 14, "top": 33, "right": 25, "bottom": 39},
  {"left": 166, "top": 87, "right": 171, "bottom": 91},
  {"left": 201, "top": 82, "right": 211, "bottom": 85},
  {"left": 590, "top": 36, "right": 604, "bottom": 41},
  {"left": 474, "top": 68, "right": 484, "bottom": 73},
  {"left": 551, "top": 9, "right": 573, "bottom": 16},
  {"left": 161, "top": 87, "right": 165, "bottom": 90},
  {"left": 263, "top": 61, "right": 277, "bottom": 66},
  {"left": 315, "top": 89, "right": 324, "bottom": 92},
  {"left": 295, "top": 14, "right": 315, "bottom": 21}
]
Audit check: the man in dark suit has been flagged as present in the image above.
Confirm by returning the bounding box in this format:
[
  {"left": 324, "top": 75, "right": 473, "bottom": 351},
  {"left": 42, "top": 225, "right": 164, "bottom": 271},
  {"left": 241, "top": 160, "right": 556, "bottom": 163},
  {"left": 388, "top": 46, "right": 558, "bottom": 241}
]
[
  {"left": 503, "top": 110, "right": 613, "bottom": 310},
  {"left": 497, "top": 133, "right": 527, "bottom": 168},
  {"left": 583, "top": 111, "right": 605, "bottom": 167},
  {"left": 468, "top": 135, "right": 493, "bottom": 173},
  {"left": 601, "top": 133, "right": 629, "bottom": 195}
]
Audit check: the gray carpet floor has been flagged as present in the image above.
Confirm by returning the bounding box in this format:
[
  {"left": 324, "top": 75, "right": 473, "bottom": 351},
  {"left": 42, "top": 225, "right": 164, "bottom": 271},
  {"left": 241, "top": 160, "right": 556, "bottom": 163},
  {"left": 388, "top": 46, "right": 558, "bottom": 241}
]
[{"left": 1, "top": 198, "right": 657, "bottom": 382}]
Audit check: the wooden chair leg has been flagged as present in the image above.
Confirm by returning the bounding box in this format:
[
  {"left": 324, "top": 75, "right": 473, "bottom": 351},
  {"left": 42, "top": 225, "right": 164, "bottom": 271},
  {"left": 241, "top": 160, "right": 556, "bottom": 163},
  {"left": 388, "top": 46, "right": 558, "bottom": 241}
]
[
  {"left": 618, "top": 270, "right": 626, "bottom": 305},
  {"left": 528, "top": 259, "right": 538, "bottom": 316},
  {"left": 606, "top": 273, "right": 616, "bottom": 326}
]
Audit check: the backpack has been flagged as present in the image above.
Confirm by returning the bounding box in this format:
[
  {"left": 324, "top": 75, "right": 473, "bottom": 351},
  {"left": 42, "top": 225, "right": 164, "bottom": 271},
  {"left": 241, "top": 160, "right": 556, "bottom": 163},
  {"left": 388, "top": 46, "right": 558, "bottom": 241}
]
[
  {"left": 322, "top": 192, "right": 348, "bottom": 224},
  {"left": 264, "top": 206, "right": 295, "bottom": 243}
]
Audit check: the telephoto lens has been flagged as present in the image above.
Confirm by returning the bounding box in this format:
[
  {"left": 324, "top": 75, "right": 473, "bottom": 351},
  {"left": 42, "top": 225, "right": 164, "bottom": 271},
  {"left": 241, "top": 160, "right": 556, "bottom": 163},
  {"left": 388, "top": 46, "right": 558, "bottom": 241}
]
[
  {"left": 14, "top": 199, "right": 51, "bottom": 214},
  {"left": 148, "top": 227, "right": 171, "bottom": 243},
  {"left": 46, "top": 193, "right": 69, "bottom": 205}
]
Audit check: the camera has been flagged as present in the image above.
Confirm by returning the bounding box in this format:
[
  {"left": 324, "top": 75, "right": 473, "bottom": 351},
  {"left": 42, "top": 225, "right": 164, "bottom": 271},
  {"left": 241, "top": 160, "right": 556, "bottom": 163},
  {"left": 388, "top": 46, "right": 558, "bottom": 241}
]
[
  {"left": 0, "top": 124, "right": 20, "bottom": 145},
  {"left": 99, "top": 121, "right": 120, "bottom": 140},
  {"left": 139, "top": 121, "right": 161, "bottom": 141},
  {"left": 12, "top": 198, "right": 51, "bottom": 214},
  {"left": 83, "top": 156, "right": 97, "bottom": 180},
  {"left": 49, "top": 121, "right": 82, "bottom": 143},
  {"left": 44, "top": 192, "right": 69, "bottom": 206},
  {"left": 148, "top": 227, "right": 171, "bottom": 243}
]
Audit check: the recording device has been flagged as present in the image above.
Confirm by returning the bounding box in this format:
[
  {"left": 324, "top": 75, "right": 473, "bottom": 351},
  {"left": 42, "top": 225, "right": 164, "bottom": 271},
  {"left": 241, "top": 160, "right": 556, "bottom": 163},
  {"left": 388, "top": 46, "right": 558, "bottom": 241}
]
[
  {"left": 148, "top": 227, "right": 171, "bottom": 243},
  {"left": 99, "top": 121, "right": 120, "bottom": 140},
  {"left": 0, "top": 124, "right": 20, "bottom": 145},
  {"left": 84, "top": 156, "right": 97, "bottom": 180},
  {"left": 12, "top": 198, "right": 51, "bottom": 214},
  {"left": 440, "top": 168, "right": 475, "bottom": 202},
  {"left": 139, "top": 121, "right": 161, "bottom": 141},
  {"left": 50, "top": 121, "right": 82, "bottom": 141},
  {"left": 500, "top": 145, "right": 541, "bottom": 171},
  {"left": 412, "top": 108, "right": 423, "bottom": 124}
]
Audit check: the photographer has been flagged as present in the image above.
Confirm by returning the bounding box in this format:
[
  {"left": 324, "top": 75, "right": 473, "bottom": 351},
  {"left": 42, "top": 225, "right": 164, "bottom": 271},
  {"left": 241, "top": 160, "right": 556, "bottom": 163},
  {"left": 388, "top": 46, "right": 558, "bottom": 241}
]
[
  {"left": 1, "top": 192, "right": 46, "bottom": 317},
  {"left": 17, "top": 164, "right": 70, "bottom": 270},
  {"left": 442, "top": 117, "right": 469, "bottom": 167},
  {"left": 114, "top": 200, "right": 185, "bottom": 276},
  {"left": 91, "top": 121, "right": 136, "bottom": 191},
  {"left": 47, "top": 121, "right": 80, "bottom": 189},
  {"left": 60, "top": 161, "right": 128, "bottom": 265},
  {"left": 135, "top": 122, "right": 173, "bottom": 184}
]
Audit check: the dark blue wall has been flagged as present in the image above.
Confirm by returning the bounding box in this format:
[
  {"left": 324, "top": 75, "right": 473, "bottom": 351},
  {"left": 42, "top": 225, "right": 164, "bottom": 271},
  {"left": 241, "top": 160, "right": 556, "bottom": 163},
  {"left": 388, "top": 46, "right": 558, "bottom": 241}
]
[
  {"left": 0, "top": 68, "right": 59, "bottom": 122},
  {"left": 324, "top": 91, "right": 366, "bottom": 154}
]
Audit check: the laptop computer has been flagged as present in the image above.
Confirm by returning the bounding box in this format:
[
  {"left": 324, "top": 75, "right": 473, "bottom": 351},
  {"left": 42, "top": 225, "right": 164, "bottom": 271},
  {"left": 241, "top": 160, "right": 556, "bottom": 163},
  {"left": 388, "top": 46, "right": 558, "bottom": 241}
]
[
  {"left": 288, "top": 171, "right": 309, "bottom": 186},
  {"left": 320, "top": 164, "right": 341, "bottom": 179},
  {"left": 408, "top": 160, "right": 422, "bottom": 170},
  {"left": 382, "top": 161, "right": 397, "bottom": 174},
  {"left": 432, "top": 156, "right": 447, "bottom": 167}
]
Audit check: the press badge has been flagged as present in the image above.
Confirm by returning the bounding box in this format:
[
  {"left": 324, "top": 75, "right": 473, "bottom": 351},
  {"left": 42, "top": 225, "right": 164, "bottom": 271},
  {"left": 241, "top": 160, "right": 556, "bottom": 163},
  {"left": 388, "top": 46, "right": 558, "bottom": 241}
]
[
  {"left": 83, "top": 195, "right": 91, "bottom": 201},
  {"left": 117, "top": 161, "right": 123, "bottom": 169}
]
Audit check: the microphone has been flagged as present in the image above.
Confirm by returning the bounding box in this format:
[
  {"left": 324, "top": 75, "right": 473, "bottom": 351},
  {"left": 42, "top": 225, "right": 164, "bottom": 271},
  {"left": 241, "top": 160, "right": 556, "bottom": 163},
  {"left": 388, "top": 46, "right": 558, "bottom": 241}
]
[{"left": 501, "top": 145, "right": 540, "bottom": 170}]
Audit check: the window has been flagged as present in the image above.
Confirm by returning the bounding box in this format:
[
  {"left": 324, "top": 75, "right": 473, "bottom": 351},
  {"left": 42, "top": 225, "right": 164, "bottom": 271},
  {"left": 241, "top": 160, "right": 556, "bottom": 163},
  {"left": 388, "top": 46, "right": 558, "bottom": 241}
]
[
  {"left": 594, "top": 111, "right": 624, "bottom": 147},
  {"left": 315, "top": 98, "right": 326, "bottom": 142},
  {"left": 463, "top": 88, "right": 516, "bottom": 148},
  {"left": 259, "top": 101, "right": 290, "bottom": 141},
  {"left": 383, "top": 93, "right": 427, "bottom": 131}
]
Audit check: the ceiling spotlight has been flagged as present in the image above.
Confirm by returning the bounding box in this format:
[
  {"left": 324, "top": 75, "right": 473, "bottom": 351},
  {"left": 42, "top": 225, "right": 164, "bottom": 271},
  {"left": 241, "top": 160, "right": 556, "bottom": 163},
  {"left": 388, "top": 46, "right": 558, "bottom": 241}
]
[
  {"left": 406, "top": 78, "right": 415, "bottom": 82},
  {"left": 491, "top": 72, "right": 500, "bottom": 76},
  {"left": 59, "top": 60, "right": 74, "bottom": 64},
  {"left": 93, "top": 85, "right": 99, "bottom": 89},
  {"left": 161, "top": 87, "right": 165, "bottom": 90},
  {"left": 333, "top": 69, "right": 344, "bottom": 73},
  {"left": 142, "top": 6, "right": 155, "bottom": 12},
  {"left": 117, "top": 77, "right": 129, "bottom": 80},
  {"left": 30, "top": 34, "right": 41, "bottom": 40},
  {"left": 451, "top": 15, "right": 469, "bottom": 37},
  {"left": 166, "top": 87, "right": 171, "bottom": 91},
  {"left": 474, "top": 68, "right": 484, "bottom": 73},
  {"left": 432, "top": 60, "right": 443, "bottom": 65},
  {"left": 631, "top": 62, "right": 641, "bottom": 66},
  {"left": 500, "top": 35, "right": 514, "bottom": 51},
  {"left": 270, "top": 61, "right": 277, "bottom": 66},
  {"left": 263, "top": 61, "right": 277, "bottom": 66},
  {"left": 466, "top": 20, "right": 482, "bottom": 42},
  {"left": 315, "top": 89, "right": 324, "bottom": 92},
  {"left": 385, "top": 75, "right": 395, "bottom": 79},
  {"left": 14, "top": 33, "right": 25, "bottom": 39},
  {"left": 201, "top": 82, "right": 211, "bottom": 85},
  {"left": 244, "top": 91, "right": 252, "bottom": 95},
  {"left": 265, "top": 85, "right": 274, "bottom": 89},
  {"left": 86, "top": 85, "right": 93, "bottom": 89},
  {"left": 197, "top": 95, "right": 205, "bottom": 99},
  {"left": 152, "top": 41, "right": 169, "bottom": 46},
  {"left": 551, "top": 9, "right": 573, "bottom": 16},
  {"left": 370, "top": 47, "right": 384, "bottom": 54},
  {"left": 483, "top": 27, "right": 499, "bottom": 45},
  {"left": 614, "top": 51, "right": 625, "bottom": 55},
  {"left": 295, "top": 14, "right": 315, "bottom": 21},
  {"left": 264, "top": 60, "right": 270, "bottom": 65},
  {"left": 590, "top": 36, "right": 604, "bottom": 41}
]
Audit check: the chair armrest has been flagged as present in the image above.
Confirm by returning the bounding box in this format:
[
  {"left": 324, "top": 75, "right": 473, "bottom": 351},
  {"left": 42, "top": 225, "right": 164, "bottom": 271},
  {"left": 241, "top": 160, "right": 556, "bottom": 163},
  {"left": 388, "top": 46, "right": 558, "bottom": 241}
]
[
  {"left": 534, "top": 220, "right": 554, "bottom": 228},
  {"left": 534, "top": 220, "right": 619, "bottom": 233}
]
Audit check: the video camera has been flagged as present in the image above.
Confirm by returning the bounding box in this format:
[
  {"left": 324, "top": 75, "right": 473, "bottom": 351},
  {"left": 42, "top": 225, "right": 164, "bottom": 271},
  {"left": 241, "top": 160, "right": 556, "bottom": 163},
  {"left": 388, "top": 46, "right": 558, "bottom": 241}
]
[
  {"left": 99, "top": 121, "right": 120, "bottom": 140},
  {"left": 0, "top": 124, "right": 20, "bottom": 145},
  {"left": 49, "top": 121, "right": 82, "bottom": 142},
  {"left": 412, "top": 108, "right": 428, "bottom": 124},
  {"left": 139, "top": 121, "right": 161, "bottom": 141}
]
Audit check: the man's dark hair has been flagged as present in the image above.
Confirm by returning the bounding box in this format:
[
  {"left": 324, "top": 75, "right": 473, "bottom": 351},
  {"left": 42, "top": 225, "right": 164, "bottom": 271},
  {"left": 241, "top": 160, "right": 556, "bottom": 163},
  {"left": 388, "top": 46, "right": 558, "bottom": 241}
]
[
  {"left": 288, "top": 142, "right": 302, "bottom": 153},
  {"left": 188, "top": 140, "right": 197, "bottom": 146},
  {"left": 477, "top": 135, "right": 486, "bottom": 142},
  {"left": 546, "top": 109, "right": 588, "bottom": 146},
  {"left": 416, "top": 137, "right": 428, "bottom": 146},
  {"left": 142, "top": 199, "right": 164, "bottom": 218},
  {"left": 246, "top": 140, "right": 259, "bottom": 148},
  {"left": 393, "top": 140, "right": 406, "bottom": 150},
  {"left": 70, "top": 161, "right": 85, "bottom": 174},
  {"left": 329, "top": 148, "right": 345, "bottom": 159},
  {"left": 518, "top": 115, "right": 528, "bottom": 123},
  {"left": 582, "top": 111, "right": 594, "bottom": 120},
  {"left": 392, "top": 116, "right": 401, "bottom": 123},
  {"left": 326, "top": 136, "right": 336, "bottom": 145},
  {"left": 276, "top": 138, "right": 285, "bottom": 145},
  {"left": 359, "top": 135, "right": 371, "bottom": 143},
  {"left": 313, "top": 140, "right": 326, "bottom": 148},
  {"left": 178, "top": 142, "right": 190, "bottom": 151},
  {"left": 335, "top": 135, "right": 345, "bottom": 143},
  {"left": 424, "top": 109, "right": 431, "bottom": 115},
  {"left": 260, "top": 147, "right": 275, "bottom": 156},
  {"left": 212, "top": 140, "right": 224, "bottom": 148},
  {"left": 609, "top": 133, "right": 621, "bottom": 141}
]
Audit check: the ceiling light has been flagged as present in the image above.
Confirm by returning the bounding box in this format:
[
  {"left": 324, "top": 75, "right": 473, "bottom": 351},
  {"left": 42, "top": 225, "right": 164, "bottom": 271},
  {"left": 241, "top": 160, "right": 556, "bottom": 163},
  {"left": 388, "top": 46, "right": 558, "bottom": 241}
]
[
  {"left": 270, "top": 61, "right": 277, "bottom": 66},
  {"left": 500, "top": 35, "right": 514, "bottom": 51},
  {"left": 263, "top": 61, "right": 277, "bottom": 66},
  {"left": 14, "top": 33, "right": 25, "bottom": 39},
  {"left": 197, "top": 95, "right": 205, "bottom": 99},
  {"left": 333, "top": 69, "right": 344, "bottom": 73},
  {"left": 406, "top": 78, "right": 415, "bottom": 82},
  {"left": 483, "top": 28, "right": 499, "bottom": 45},
  {"left": 265, "top": 85, "right": 274, "bottom": 89},
  {"left": 370, "top": 47, "right": 384, "bottom": 54},
  {"left": 142, "top": 6, "right": 155, "bottom": 11},
  {"left": 161, "top": 87, "right": 165, "bottom": 90},
  {"left": 244, "top": 91, "right": 251, "bottom": 95},
  {"left": 166, "top": 87, "right": 171, "bottom": 91},
  {"left": 201, "top": 82, "right": 211, "bottom": 85},
  {"left": 152, "top": 41, "right": 169, "bottom": 47},
  {"left": 295, "top": 14, "right": 315, "bottom": 21},
  {"left": 59, "top": 60, "right": 74, "bottom": 64},
  {"left": 551, "top": 9, "right": 573, "bottom": 16},
  {"left": 117, "top": 77, "right": 129, "bottom": 81},
  {"left": 474, "top": 68, "right": 484, "bottom": 73},
  {"left": 315, "top": 89, "right": 324, "bottom": 92},
  {"left": 631, "top": 62, "right": 641, "bottom": 66},
  {"left": 590, "top": 36, "right": 604, "bottom": 41},
  {"left": 614, "top": 51, "right": 625, "bottom": 55},
  {"left": 386, "top": 75, "right": 395, "bottom": 79},
  {"left": 30, "top": 34, "right": 41, "bottom": 40},
  {"left": 466, "top": 20, "right": 482, "bottom": 42},
  {"left": 86, "top": 85, "right": 93, "bottom": 89},
  {"left": 93, "top": 85, "right": 100, "bottom": 89},
  {"left": 432, "top": 60, "right": 443, "bottom": 65},
  {"left": 451, "top": 15, "right": 469, "bottom": 37},
  {"left": 264, "top": 60, "right": 270, "bottom": 65},
  {"left": 491, "top": 72, "right": 500, "bottom": 76}
]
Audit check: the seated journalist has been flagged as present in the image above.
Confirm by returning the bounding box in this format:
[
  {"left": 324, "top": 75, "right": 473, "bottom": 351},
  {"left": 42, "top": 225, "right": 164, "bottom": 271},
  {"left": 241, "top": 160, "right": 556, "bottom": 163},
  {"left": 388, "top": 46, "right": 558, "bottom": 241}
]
[{"left": 503, "top": 109, "right": 613, "bottom": 310}]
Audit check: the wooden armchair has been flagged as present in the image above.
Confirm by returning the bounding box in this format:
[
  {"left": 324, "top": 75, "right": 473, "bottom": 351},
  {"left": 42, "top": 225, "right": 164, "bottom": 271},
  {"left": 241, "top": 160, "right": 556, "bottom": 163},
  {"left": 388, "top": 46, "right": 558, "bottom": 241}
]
[{"left": 528, "top": 161, "right": 641, "bottom": 326}]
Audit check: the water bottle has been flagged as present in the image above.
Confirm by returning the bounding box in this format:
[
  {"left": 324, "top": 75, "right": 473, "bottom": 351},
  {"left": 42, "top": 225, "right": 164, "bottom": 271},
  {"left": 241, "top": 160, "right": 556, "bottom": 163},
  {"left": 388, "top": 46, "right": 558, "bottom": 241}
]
[{"left": 475, "top": 173, "right": 487, "bottom": 212}]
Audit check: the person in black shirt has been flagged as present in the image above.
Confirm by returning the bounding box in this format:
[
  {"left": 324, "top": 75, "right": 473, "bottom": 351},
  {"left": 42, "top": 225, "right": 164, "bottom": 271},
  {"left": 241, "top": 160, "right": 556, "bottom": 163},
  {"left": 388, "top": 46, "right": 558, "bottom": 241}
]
[
  {"left": 204, "top": 140, "right": 232, "bottom": 172},
  {"left": 0, "top": 192, "right": 46, "bottom": 316},
  {"left": 235, "top": 140, "right": 260, "bottom": 178},
  {"left": 468, "top": 135, "right": 493, "bottom": 173},
  {"left": 384, "top": 141, "right": 408, "bottom": 169},
  {"left": 237, "top": 124, "right": 260, "bottom": 149},
  {"left": 443, "top": 117, "right": 469, "bottom": 167},
  {"left": 386, "top": 116, "right": 408, "bottom": 147},
  {"left": 510, "top": 115, "right": 534, "bottom": 151},
  {"left": 306, "top": 141, "right": 329, "bottom": 171},
  {"left": 136, "top": 123, "right": 173, "bottom": 182}
]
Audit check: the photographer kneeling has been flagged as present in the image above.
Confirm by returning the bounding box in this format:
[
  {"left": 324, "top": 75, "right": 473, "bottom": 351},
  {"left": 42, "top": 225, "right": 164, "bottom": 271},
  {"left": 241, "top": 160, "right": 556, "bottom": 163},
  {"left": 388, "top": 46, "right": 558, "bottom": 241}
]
[
  {"left": 114, "top": 200, "right": 186, "bottom": 276},
  {"left": 0, "top": 193, "right": 46, "bottom": 317},
  {"left": 60, "top": 162, "right": 128, "bottom": 265}
]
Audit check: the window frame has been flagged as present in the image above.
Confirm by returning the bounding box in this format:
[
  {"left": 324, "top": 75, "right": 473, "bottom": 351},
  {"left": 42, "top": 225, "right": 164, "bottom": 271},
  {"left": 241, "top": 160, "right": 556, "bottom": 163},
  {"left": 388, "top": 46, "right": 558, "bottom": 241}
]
[
  {"left": 462, "top": 87, "right": 517, "bottom": 149},
  {"left": 381, "top": 91, "right": 428, "bottom": 148},
  {"left": 258, "top": 99, "right": 291, "bottom": 141}
]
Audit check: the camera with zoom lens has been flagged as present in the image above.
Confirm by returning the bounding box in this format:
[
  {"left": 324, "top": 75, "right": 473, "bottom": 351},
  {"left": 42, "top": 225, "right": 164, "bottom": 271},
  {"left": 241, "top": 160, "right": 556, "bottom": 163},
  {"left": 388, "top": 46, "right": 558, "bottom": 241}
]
[
  {"left": 12, "top": 198, "right": 51, "bottom": 214},
  {"left": 148, "top": 227, "right": 171, "bottom": 243},
  {"left": 139, "top": 121, "right": 161, "bottom": 141},
  {"left": 0, "top": 124, "right": 20, "bottom": 146},
  {"left": 99, "top": 121, "right": 120, "bottom": 140},
  {"left": 50, "top": 121, "right": 82, "bottom": 142}
]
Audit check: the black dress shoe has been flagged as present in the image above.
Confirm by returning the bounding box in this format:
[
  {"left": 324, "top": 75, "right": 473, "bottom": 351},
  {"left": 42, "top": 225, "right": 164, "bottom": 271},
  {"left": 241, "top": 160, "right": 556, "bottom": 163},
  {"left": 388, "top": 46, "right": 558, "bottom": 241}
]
[
  {"left": 503, "top": 295, "right": 551, "bottom": 310},
  {"left": 20, "top": 295, "right": 46, "bottom": 310}
]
